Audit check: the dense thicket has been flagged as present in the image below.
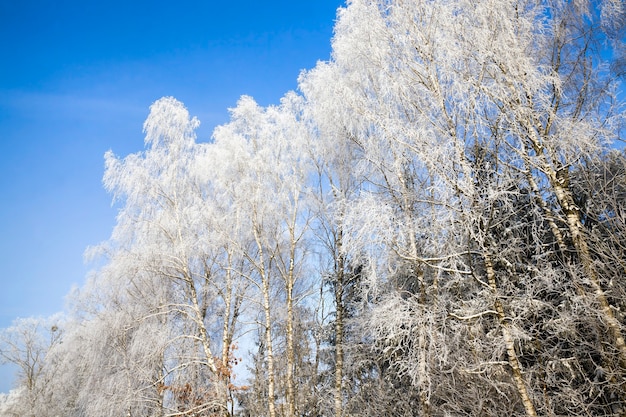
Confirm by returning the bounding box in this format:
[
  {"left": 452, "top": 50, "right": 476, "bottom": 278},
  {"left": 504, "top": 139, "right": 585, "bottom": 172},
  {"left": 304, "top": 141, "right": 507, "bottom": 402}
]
[{"left": 2, "top": 1, "right": 626, "bottom": 416}]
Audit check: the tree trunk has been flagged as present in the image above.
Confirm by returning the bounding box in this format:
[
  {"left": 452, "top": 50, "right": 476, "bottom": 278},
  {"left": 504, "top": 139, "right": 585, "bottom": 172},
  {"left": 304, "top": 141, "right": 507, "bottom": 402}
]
[
  {"left": 221, "top": 251, "right": 235, "bottom": 416},
  {"left": 334, "top": 230, "right": 345, "bottom": 417},
  {"left": 484, "top": 252, "right": 537, "bottom": 417},
  {"left": 549, "top": 168, "right": 626, "bottom": 371},
  {"left": 254, "top": 228, "right": 277, "bottom": 417},
  {"left": 286, "top": 261, "right": 296, "bottom": 417},
  {"left": 262, "top": 272, "right": 277, "bottom": 417},
  {"left": 524, "top": 128, "right": 626, "bottom": 372},
  {"left": 285, "top": 201, "right": 300, "bottom": 417},
  {"left": 184, "top": 267, "right": 227, "bottom": 414}
]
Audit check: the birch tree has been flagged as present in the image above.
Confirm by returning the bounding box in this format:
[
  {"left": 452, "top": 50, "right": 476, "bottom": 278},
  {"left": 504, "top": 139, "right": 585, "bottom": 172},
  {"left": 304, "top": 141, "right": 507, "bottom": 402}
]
[
  {"left": 299, "top": 59, "right": 369, "bottom": 417},
  {"left": 319, "top": 1, "right": 534, "bottom": 413},
  {"left": 0, "top": 316, "right": 62, "bottom": 417},
  {"left": 93, "top": 97, "right": 247, "bottom": 416},
  {"left": 306, "top": 0, "right": 626, "bottom": 415},
  {"left": 4, "top": 1, "right": 625, "bottom": 415},
  {"left": 211, "top": 93, "right": 313, "bottom": 417}
]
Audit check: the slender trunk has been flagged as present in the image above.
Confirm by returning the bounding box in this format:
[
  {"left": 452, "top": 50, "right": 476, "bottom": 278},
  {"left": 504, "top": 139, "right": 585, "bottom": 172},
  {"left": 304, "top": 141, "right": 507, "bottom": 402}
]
[
  {"left": 484, "top": 252, "right": 537, "bottom": 417},
  {"left": 154, "top": 294, "right": 167, "bottom": 417},
  {"left": 520, "top": 150, "right": 567, "bottom": 253},
  {"left": 156, "top": 361, "right": 165, "bottom": 417},
  {"left": 262, "top": 271, "right": 277, "bottom": 417},
  {"left": 549, "top": 169, "right": 626, "bottom": 370},
  {"left": 124, "top": 333, "right": 133, "bottom": 417},
  {"left": 254, "top": 227, "right": 277, "bottom": 417},
  {"left": 525, "top": 128, "right": 626, "bottom": 371},
  {"left": 188, "top": 278, "right": 219, "bottom": 376},
  {"left": 285, "top": 194, "right": 300, "bottom": 417},
  {"left": 416, "top": 309, "right": 430, "bottom": 417},
  {"left": 221, "top": 255, "right": 233, "bottom": 366},
  {"left": 184, "top": 268, "right": 227, "bottom": 413},
  {"left": 221, "top": 251, "right": 234, "bottom": 416},
  {"left": 286, "top": 266, "right": 296, "bottom": 417},
  {"left": 405, "top": 208, "right": 430, "bottom": 416},
  {"left": 400, "top": 170, "right": 431, "bottom": 417},
  {"left": 334, "top": 230, "right": 345, "bottom": 417}
]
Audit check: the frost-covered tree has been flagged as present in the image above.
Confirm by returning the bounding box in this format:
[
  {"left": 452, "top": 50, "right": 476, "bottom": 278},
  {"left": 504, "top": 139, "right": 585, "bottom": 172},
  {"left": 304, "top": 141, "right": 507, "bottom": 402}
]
[
  {"left": 85, "top": 97, "right": 248, "bottom": 416},
  {"left": 0, "top": 316, "right": 62, "bottom": 417},
  {"left": 299, "top": 59, "right": 368, "bottom": 417},
  {"left": 301, "top": 0, "right": 626, "bottom": 415},
  {"left": 211, "top": 93, "right": 313, "bottom": 417},
  {"left": 0, "top": 389, "right": 24, "bottom": 417},
  {"left": 4, "top": 1, "right": 626, "bottom": 416}
]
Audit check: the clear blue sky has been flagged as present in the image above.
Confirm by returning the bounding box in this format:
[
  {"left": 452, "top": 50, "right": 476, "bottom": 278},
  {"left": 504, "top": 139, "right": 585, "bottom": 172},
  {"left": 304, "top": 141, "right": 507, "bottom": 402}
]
[{"left": 0, "top": 0, "right": 343, "bottom": 392}]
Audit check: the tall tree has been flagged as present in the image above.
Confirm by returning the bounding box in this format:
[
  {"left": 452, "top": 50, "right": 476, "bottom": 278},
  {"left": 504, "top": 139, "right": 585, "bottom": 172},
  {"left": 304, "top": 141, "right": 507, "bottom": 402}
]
[
  {"left": 0, "top": 316, "right": 62, "bottom": 417},
  {"left": 300, "top": 59, "right": 367, "bottom": 417},
  {"left": 211, "top": 93, "right": 313, "bottom": 417},
  {"left": 304, "top": 0, "right": 626, "bottom": 415},
  {"left": 95, "top": 97, "right": 247, "bottom": 415}
]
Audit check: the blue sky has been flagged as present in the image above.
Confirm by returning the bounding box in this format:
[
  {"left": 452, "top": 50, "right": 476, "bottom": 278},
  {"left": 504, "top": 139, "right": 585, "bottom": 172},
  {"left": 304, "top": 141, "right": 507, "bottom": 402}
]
[{"left": 0, "top": 0, "right": 343, "bottom": 392}]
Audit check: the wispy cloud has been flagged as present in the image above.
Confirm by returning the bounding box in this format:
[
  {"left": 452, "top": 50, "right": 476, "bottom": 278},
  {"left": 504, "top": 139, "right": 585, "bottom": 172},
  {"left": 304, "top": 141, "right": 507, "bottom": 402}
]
[{"left": 0, "top": 89, "right": 149, "bottom": 123}]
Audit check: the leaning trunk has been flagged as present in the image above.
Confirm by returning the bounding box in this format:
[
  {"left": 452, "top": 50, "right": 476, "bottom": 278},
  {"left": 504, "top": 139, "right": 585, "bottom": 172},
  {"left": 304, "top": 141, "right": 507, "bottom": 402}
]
[{"left": 484, "top": 252, "right": 537, "bottom": 417}]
